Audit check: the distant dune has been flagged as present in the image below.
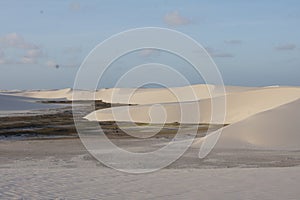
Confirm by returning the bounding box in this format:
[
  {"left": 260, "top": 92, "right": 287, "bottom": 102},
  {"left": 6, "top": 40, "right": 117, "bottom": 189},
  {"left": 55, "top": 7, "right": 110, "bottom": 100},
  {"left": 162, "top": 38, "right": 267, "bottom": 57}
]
[
  {"left": 3, "top": 88, "right": 73, "bottom": 100},
  {"left": 3, "top": 84, "right": 258, "bottom": 104}
]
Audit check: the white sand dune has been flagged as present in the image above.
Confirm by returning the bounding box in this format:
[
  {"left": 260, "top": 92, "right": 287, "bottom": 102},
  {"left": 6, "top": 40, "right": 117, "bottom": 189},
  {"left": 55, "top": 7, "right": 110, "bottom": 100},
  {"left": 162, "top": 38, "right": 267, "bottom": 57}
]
[
  {"left": 5, "top": 88, "right": 73, "bottom": 100},
  {"left": 94, "top": 84, "right": 231, "bottom": 104},
  {"left": 195, "top": 98, "right": 300, "bottom": 150},
  {"left": 85, "top": 86, "right": 300, "bottom": 124},
  {"left": 87, "top": 84, "right": 259, "bottom": 104},
  {"left": 4, "top": 84, "right": 259, "bottom": 104}
]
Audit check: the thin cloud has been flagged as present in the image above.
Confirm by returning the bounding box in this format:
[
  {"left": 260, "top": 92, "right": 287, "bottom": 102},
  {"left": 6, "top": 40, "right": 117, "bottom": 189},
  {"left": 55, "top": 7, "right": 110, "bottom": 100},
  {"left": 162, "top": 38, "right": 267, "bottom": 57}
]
[
  {"left": 0, "top": 50, "right": 6, "bottom": 64},
  {"left": 0, "top": 50, "right": 13, "bottom": 64},
  {"left": 25, "top": 48, "right": 43, "bottom": 58},
  {"left": 69, "top": 2, "right": 81, "bottom": 11},
  {"left": 0, "top": 49, "right": 4, "bottom": 58},
  {"left": 275, "top": 44, "right": 296, "bottom": 51},
  {"left": 139, "top": 49, "right": 160, "bottom": 57},
  {"left": 19, "top": 49, "right": 43, "bottom": 64},
  {"left": 0, "top": 33, "right": 45, "bottom": 65},
  {"left": 0, "top": 33, "right": 36, "bottom": 49},
  {"left": 205, "top": 47, "right": 234, "bottom": 58},
  {"left": 45, "top": 60, "right": 57, "bottom": 68},
  {"left": 224, "top": 40, "right": 242, "bottom": 45},
  {"left": 163, "top": 11, "right": 191, "bottom": 26},
  {"left": 19, "top": 56, "right": 37, "bottom": 64}
]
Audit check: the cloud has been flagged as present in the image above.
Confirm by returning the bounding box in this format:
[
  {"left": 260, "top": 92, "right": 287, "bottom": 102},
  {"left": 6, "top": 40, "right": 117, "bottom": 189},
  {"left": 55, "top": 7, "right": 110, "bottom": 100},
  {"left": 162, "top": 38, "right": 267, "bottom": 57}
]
[
  {"left": 19, "top": 56, "right": 37, "bottom": 64},
  {"left": 17, "top": 48, "right": 43, "bottom": 64},
  {"left": 0, "top": 33, "right": 45, "bottom": 65},
  {"left": 0, "top": 50, "right": 13, "bottom": 64},
  {"left": 224, "top": 40, "right": 242, "bottom": 45},
  {"left": 0, "top": 50, "right": 6, "bottom": 64},
  {"left": 70, "top": 2, "right": 81, "bottom": 11},
  {"left": 45, "top": 60, "right": 57, "bottom": 68},
  {"left": 0, "top": 33, "right": 37, "bottom": 49},
  {"left": 0, "top": 49, "right": 4, "bottom": 58},
  {"left": 25, "top": 48, "right": 43, "bottom": 58},
  {"left": 205, "top": 47, "right": 234, "bottom": 58},
  {"left": 138, "top": 49, "right": 160, "bottom": 57},
  {"left": 163, "top": 11, "right": 191, "bottom": 26},
  {"left": 275, "top": 44, "right": 296, "bottom": 51}
]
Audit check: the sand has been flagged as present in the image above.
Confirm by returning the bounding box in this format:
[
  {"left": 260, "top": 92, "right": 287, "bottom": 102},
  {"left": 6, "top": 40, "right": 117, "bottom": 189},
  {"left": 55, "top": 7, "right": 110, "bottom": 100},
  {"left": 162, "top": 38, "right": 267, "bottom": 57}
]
[
  {"left": 4, "top": 88, "right": 72, "bottom": 99},
  {"left": 1, "top": 138, "right": 300, "bottom": 199},
  {"left": 84, "top": 85, "right": 300, "bottom": 152},
  {"left": 3, "top": 84, "right": 258, "bottom": 103},
  {"left": 85, "top": 86, "right": 300, "bottom": 124},
  {"left": 1, "top": 167, "right": 300, "bottom": 199},
  {"left": 195, "top": 98, "right": 300, "bottom": 151},
  {"left": 2, "top": 84, "right": 300, "bottom": 199}
]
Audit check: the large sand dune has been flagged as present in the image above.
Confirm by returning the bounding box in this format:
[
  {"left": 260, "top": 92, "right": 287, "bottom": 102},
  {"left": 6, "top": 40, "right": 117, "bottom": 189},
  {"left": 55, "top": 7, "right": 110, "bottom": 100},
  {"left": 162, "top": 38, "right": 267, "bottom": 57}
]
[
  {"left": 196, "top": 98, "right": 300, "bottom": 150},
  {"left": 85, "top": 86, "right": 300, "bottom": 124}
]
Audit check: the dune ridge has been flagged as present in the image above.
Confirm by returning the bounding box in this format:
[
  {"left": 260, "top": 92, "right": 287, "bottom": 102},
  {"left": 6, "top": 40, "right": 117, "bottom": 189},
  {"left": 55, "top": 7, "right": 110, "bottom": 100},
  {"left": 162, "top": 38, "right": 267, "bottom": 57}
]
[
  {"left": 2, "top": 84, "right": 259, "bottom": 104},
  {"left": 3, "top": 88, "right": 73, "bottom": 99},
  {"left": 85, "top": 86, "right": 300, "bottom": 124}
]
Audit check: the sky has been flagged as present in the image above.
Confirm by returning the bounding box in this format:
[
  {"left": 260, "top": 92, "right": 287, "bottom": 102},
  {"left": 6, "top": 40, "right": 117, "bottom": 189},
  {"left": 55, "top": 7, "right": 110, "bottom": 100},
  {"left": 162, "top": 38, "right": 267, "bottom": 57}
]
[{"left": 0, "top": 0, "right": 299, "bottom": 89}]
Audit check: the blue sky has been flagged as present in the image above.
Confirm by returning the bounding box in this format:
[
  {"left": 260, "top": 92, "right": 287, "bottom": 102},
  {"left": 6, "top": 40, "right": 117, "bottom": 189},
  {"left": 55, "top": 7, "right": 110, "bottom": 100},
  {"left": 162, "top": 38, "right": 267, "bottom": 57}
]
[{"left": 0, "top": 0, "right": 299, "bottom": 89}]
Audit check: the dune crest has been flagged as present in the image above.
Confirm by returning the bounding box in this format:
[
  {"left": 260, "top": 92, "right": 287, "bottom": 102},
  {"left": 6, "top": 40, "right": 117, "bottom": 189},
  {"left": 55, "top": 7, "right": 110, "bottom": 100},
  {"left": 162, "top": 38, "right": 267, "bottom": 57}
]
[{"left": 3, "top": 84, "right": 258, "bottom": 103}]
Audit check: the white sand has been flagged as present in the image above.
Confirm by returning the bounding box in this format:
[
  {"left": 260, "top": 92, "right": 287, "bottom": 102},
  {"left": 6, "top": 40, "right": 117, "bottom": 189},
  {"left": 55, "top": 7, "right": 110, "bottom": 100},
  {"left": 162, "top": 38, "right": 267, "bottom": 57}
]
[
  {"left": 5, "top": 88, "right": 72, "bottom": 99},
  {"left": 195, "top": 98, "right": 300, "bottom": 150},
  {"left": 4, "top": 84, "right": 258, "bottom": 103},
  {"left": 84, "top": 86, "right": 300, "bottom": 151},
  {"left": 85, "top": 86, "right": 300, "bottom": 124},
  {"left": 93, "top": 84, "right": 230, "bottom": 104},
  {"left": 3, "top": 85, "right": 300, "bottom": 151},
  {"left": 1, "top": 138, "right": 300, "bottom": 199},
  {"left": 1, "top": 167, "right": 299, "bottom": 199}
]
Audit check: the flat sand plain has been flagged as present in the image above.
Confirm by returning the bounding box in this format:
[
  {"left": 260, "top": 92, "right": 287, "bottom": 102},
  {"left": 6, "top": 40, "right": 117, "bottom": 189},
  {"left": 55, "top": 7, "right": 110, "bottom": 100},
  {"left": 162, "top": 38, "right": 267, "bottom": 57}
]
[{"left": 1, "top": 138, "right": 300, "bottom": 199}]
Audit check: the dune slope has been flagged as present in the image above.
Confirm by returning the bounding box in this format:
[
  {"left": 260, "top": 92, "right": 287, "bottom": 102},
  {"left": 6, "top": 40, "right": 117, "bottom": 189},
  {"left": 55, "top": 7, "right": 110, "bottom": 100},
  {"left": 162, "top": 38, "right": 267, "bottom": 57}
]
[
  {"left": 196, "top": 98, "right": 300, "bottom": 150},
  {"left": 85, "top": 87, "right": 300, "bottom": 124}
]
